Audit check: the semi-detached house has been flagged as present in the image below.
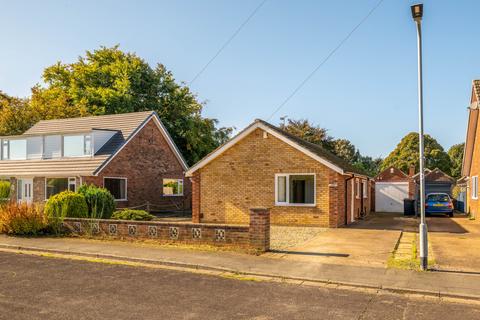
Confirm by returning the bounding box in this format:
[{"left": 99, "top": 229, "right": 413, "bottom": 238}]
[{"left": 0, "top": 111, "right": 190, "bottom": 210}]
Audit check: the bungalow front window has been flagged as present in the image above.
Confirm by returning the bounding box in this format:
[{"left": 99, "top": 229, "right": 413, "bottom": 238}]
[{"left": 275, "top": 174, "right": 315, "bottom": 205}]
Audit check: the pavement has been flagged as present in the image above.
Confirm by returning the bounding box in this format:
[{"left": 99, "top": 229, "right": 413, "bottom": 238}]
[
  {"left": 1, "top": 234, "right": 480, "bottom": 301},
  {"left": 2, "top": 251, "right": 480, "bottom": 320}
]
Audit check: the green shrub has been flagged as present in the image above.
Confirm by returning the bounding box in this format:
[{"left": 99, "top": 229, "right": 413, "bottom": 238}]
[
  {"left": 0, "top": 181, "right": 11, "bottom": 200},
  {"left": 112, "top": 209, "right": 154, "bottom": 221},
  {"left": 0, "top": 203, "right": 47, "bottom": 235},
  {"left": 44, "top": 191, "right": 88, "bottom": 220},
  {"left": 78, "top": 184, "right": 115, "bottom": 219}
]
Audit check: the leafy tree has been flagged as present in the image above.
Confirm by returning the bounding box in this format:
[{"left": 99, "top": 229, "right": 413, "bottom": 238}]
[
  {"left": 332, "top": 139, "right": 358, "bottom": 163},
  {"left": 279, "top": 118, "right": 382, "bottom": 176},
  {"left": 1, "top": 46, "right": 231, "bottom": 164},
  {"left": 0, "top": 91, "right": 35, "bottom": 136},
  {"left": 280, "top": 118, "right": 334, "bottom": 151},
  {"left": 381, "top": 132, "right": 452, "bottom": 175},
  {"left": 448, "top": 143, "right": 464, "bottom": 178}
]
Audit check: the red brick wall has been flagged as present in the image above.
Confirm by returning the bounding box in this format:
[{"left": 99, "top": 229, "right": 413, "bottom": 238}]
[
  {"left": 63, "top": 207, "right": 270, "bottom": 253},
  {"left": 83, "top": 118, "right": 190, "bottom": 211}
]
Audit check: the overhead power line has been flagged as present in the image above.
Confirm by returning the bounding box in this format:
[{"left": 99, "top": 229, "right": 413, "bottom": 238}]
[
  {"left": 190, "top": 0, "right": 267, "bottom": 85},
  {"left": 267, "top": 0, "right": 385, "bottom": 121}
]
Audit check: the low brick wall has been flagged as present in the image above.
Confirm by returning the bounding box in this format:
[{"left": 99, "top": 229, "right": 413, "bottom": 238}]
[{"left": 63, "top": 208, "right": 270, "bottom": 253}]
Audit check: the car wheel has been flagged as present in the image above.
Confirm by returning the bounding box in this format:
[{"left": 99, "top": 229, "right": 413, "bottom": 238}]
[{"left": 448, "top": 212, "right": 454, "bottom": 218}]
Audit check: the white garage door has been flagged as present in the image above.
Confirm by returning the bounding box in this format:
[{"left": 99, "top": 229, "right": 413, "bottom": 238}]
[{"left": 375, "top": 182, "right": 409, "bottom": 213}]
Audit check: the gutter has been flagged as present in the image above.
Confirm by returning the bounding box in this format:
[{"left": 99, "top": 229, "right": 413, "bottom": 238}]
[{"left": 344, "top": 174, "right": 355, "bottom": 226}]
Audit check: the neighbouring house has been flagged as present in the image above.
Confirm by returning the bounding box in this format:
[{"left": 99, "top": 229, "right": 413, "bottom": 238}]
[
  {"left": 412, "top": 168, "right": 455, "bottom": 198},
  {"left": 460, "top": 79, "right": 480, "bottom": 217},
  {"left": 374, "top": 166, "right": 415, "bottom": 213},
  {"left": 185, "top": 119, "right": 373, "bottom": 227},
  {"left": 0, "top": 111, "right": 190, "bottom": 210}
]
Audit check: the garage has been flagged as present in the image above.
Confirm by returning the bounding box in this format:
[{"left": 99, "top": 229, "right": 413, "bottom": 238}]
[{"left": 375, "top": 182, "right": 409, "bottom": 213}]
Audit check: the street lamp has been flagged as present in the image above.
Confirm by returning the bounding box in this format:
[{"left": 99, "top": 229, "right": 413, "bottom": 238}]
[{"left": 411, "top": 3, "right": 428, "bottom": 271}]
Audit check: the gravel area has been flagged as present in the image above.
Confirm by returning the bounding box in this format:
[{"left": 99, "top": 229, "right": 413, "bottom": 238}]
[{"left": 270, "top": 226, "right": 326, "bottom": 251}]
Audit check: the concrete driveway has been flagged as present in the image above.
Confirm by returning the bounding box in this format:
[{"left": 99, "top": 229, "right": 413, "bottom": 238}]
[
  {"left": 267, "top": 213, "right": 408, "bottom": 268},
  {"left": 427, "top": 214, "right": 480, "bottom": 273}
]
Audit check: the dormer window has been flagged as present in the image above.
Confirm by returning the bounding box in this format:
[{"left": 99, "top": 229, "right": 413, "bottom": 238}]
[{"left": 63, "top": 134, "right": 92, "bottom": 157}]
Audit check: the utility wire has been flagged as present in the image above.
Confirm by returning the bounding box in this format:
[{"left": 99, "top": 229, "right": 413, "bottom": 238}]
[
  {"left": 190, "top": 0, "right": 267, "bottom": 85},
  {"left": 267, "top": 0, "right": 385, "bottom": 121}
]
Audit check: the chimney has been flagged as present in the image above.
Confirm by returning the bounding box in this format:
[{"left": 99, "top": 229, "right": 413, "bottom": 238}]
[{"left": 408, "top": 165, "right": 415, "bottom": 177}]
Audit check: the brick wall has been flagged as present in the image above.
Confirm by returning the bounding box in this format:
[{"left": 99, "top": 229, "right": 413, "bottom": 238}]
[
  {"left": 63, "top": 208, "right": 270, "bottom": 253},
  {"left": 83, "top": 118, "right": 191, "bottom": 211}
]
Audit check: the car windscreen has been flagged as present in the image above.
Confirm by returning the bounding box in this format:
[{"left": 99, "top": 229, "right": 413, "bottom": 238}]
[{"left": 427, "top": 194, "right": 449, "bottom": 202}]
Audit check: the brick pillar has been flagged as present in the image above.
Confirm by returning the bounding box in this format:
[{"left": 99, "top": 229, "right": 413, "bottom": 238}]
[
  {"left": 249, "top": 207, "right": 270, "bottom": 252},
  {"left": 191, "top": 172, "right": 201, "bottom": 223},
  {"left": 408, "top": 165, "right": 416, "bottom": 199}
]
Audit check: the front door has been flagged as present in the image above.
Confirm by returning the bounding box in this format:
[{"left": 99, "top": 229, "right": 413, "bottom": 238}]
[{"left": 17, "top": 179, "right": 33, "bottom": 204}]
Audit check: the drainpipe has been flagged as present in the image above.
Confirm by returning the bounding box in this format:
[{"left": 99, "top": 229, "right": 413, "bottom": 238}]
[{"left": 344, "top": 174, "right": 355, "bottom": 225}]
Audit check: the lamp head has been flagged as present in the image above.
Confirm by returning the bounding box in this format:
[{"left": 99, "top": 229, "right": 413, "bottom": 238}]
[{"left": 411, "top": 3, "right": 423, "bottom": 22}]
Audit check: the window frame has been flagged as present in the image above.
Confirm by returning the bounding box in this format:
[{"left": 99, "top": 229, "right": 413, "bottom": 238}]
[
  {"left": 274, "top": 173, "right": 316, "bottom": 207},
  {"left": 162, "top": 178, "right": 184, "bottom": 197},
  {"left": 356, "top": 179, "right": 360, "bottom": 199},
  {"left": 103, "top": 177, "right": 128, "bottom": 201},
  {"left": 472, "top": 176, "right": 478, "bottom": 200},
  {"left": 62, "top": 134, "right": 92, "bottom": 158},
  {"left": 362, "top": 181, "right": 368, "bottom": 199},
  {"left": 44, "top": 177, "right": 76, "bottom": 200}
]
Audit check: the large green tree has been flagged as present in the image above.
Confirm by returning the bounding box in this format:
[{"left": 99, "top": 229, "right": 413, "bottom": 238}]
[
  {"left": 448, "top": 143, "right": 464, "bottom": 178},
  {"left": 1, "top": 46, "right": 231, "bottom": 164},
  {"left": 381, "top": 132, "right": 452, "bottom": 174},
  {"left": 279, "top": 118, "right": 381, "bottom": 176}
]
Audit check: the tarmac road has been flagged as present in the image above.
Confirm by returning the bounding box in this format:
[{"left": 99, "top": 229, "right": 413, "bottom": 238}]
[{"left": 0, "top": 251, "right": 479, "bottom": 320}]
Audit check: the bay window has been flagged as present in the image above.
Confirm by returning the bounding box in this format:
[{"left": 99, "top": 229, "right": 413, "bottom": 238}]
[
  {"left": 104, "top": 177, "right": 127, "bottom": 201},
  {"left": 163, "top": 179, "right": 184, "bottom": 196},
  {"left": 275, "top": 174, "right": 315, "bottom": 206}
]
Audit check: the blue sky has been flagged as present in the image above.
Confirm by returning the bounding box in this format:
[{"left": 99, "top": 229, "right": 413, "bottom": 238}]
[{"left": 1, "top": 0, "right": 479, "bottom": 158}]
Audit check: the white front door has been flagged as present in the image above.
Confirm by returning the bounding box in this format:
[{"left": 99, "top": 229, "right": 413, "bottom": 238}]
[{"left": 18, "top": 179, "right": 33, "bottom": 204}]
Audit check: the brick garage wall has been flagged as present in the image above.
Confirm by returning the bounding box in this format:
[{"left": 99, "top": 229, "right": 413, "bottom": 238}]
[
  {"left": 33, "top": 177, "right": 46, "bottom": 202},
  {"left": 193, "top": 128, "right": 339, "bottom": 227},
  {"left": 63, "top": 208, "right": 270, "bottom": 252},
  {"left": 83, "top": 118, "right": 191, "bottom": 210}
]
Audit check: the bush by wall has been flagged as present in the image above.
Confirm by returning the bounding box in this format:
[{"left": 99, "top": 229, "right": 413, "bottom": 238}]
[
  {"left": 0, "top": 203, "right": 47, "bottom": 235},
  {"left": 44, "top": 191, "right": 88, "bottom": 220},
  {"left": 78, "top": 184, "right": 115, "bottom": 219},
  {"left": 111, "top": 209, "right": 155, "bottom": 221}
]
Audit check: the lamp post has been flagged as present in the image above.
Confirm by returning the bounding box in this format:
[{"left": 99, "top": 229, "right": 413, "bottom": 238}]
[{"left": 411, "top": 3, "right": 428, "bottom": 271}]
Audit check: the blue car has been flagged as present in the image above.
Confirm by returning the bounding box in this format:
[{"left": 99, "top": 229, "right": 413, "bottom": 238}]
[{"left": 425, "top": 193, "right": 454, "bottom": 217}]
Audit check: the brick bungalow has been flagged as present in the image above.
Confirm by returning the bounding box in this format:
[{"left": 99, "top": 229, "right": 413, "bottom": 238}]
[
  {"left": 186, "top": 119, "right": 372, "bottom": 227},
  {"left": 0, "top": 111, "right": 190, "bottom": 210},
  {"left": 460, "top": 80, "right": 480, "bottom": 217}
]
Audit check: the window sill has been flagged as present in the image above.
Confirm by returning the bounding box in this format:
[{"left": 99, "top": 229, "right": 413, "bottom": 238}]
[
  {"left": 114, "top": 199, "right": 128, "bottom": 202},
  {"left": 275, "top": 203, "right": 316, "bottom": 207},
  {"left": 163, "top": 194, "right": 184, "bottom": 197}
]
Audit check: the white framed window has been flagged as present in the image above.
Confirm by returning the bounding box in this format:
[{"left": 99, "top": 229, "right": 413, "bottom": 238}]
[
  {"left": 275, "top": 173, "right": 316, "bottom": 206},
  {"left": 163, "top": 179, "right": 184, "bottom": 196},
  {"left": 472, "top": 176, "right": 478, "bottom": 200},
  {"left": 104, "top": 177, "right": 127, "bottom": 201},
  {"left": 362, "top": 181, "right": 368, "bottom": 199},
  {"left": 45, "top": 177, "right": 76, "bottom": 199},
  {"left": 9, "top": 139, "right": 27, "bottom": 160},
  {"left": 63, "top": 134, "right": 92, "bottom": 157}
]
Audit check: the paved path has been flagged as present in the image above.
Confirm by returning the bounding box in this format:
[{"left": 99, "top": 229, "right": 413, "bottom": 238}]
[
  {"left": 1, "top": 251, "right": 480, "bottom": 320},
  {"left": 1, "top": 235, "right": 480, "bottom": 300}
]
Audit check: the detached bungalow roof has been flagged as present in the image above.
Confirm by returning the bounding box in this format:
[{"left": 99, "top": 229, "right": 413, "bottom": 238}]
[
  {"left": 186, "top": 119, "right": 368, "bottom": 177},
  {"left": 0, "top": 111, "right": 187, "bottom": 177}
]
